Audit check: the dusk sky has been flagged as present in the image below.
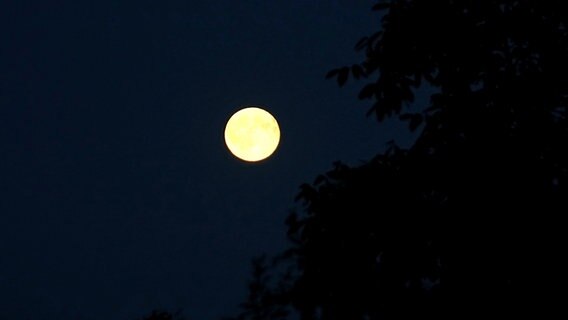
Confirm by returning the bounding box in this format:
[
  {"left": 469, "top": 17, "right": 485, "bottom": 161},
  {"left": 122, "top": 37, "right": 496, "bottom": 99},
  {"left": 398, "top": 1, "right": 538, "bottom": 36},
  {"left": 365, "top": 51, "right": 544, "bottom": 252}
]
[{"left": 0, "top": 1, "right": 416, "bottom": 319}]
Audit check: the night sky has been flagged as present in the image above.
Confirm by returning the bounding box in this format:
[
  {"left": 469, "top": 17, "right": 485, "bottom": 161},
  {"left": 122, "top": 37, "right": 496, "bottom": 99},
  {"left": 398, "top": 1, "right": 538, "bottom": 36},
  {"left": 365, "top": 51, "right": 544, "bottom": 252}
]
[{"left": 1, "top": 1, "right": 415, "bottom": 319}]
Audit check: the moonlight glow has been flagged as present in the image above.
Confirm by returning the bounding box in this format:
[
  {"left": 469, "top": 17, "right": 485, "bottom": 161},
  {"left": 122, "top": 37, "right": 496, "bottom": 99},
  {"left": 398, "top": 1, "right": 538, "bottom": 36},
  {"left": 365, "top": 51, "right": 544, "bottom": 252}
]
[{"left": 224, "top": 107, "right": 280, "bottom": 162}]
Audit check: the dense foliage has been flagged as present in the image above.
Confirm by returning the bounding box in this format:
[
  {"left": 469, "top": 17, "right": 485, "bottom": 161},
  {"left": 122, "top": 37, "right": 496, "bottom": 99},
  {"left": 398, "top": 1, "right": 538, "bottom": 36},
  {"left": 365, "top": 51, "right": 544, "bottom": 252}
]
[{"left": 229, "top": 1, "right": 567, "bottom": 318}]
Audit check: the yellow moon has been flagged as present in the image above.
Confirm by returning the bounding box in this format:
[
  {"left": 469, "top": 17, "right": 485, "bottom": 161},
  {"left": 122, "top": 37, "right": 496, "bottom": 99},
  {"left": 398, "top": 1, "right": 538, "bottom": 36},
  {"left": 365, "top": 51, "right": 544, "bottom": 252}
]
[{"left": 224, "top": 107, "right": 280, "bottom": 162}]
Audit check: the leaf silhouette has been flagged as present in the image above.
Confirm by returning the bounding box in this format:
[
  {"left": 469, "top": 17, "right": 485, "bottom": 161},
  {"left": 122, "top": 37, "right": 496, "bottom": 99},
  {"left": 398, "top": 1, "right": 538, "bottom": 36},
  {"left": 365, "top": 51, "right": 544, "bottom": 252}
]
[{"left": 337, "top": 67, "right": 349, "bottom": 87}]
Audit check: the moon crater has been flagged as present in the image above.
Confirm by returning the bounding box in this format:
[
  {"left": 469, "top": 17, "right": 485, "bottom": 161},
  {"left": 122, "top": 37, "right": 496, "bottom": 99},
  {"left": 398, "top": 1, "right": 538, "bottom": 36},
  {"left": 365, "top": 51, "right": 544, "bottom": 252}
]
[{"left": 224, "top": 107, "right": 280, "bottom": 162}]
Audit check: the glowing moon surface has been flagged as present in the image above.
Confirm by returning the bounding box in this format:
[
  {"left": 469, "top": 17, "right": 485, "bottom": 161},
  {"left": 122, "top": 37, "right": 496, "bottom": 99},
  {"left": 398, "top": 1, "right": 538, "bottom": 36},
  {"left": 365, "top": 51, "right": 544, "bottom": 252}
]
[{"left": 224, "top": 107, "right": 280, "bottom": 162}]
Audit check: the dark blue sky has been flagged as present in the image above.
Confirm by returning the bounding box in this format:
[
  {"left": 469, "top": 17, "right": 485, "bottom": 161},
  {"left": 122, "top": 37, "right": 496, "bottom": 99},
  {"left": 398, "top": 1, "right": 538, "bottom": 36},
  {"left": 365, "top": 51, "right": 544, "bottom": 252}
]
[{"left": 0, "top": 1, "right": 414, "bottom": 319}]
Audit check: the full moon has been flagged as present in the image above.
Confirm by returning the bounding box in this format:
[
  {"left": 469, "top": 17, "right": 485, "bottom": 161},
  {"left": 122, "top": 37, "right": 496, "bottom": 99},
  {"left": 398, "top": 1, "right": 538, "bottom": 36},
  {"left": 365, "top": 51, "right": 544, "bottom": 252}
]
[{"left": 224, "top": 107, "right": 280, "bottom": 162}]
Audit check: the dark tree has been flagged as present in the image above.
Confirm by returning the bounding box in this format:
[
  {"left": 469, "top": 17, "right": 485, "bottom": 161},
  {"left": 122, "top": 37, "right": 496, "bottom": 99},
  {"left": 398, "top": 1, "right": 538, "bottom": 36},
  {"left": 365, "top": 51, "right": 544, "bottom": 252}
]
[
  {"left": 229, "top": 1, "right": 567, "bottom": 319},
  {"left": 221, "top": 255, "right": 294, "bottom": 320}
]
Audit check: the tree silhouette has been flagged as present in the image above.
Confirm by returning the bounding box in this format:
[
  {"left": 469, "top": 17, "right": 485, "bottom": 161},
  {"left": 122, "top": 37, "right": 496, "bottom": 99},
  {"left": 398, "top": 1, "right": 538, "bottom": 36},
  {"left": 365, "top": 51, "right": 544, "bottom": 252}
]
[
  {"left": 221, "top": 255, "right": 295, "bottom": 320},
  {"left": 228, "top": 1, "right": 566, "bottom": 319}
]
